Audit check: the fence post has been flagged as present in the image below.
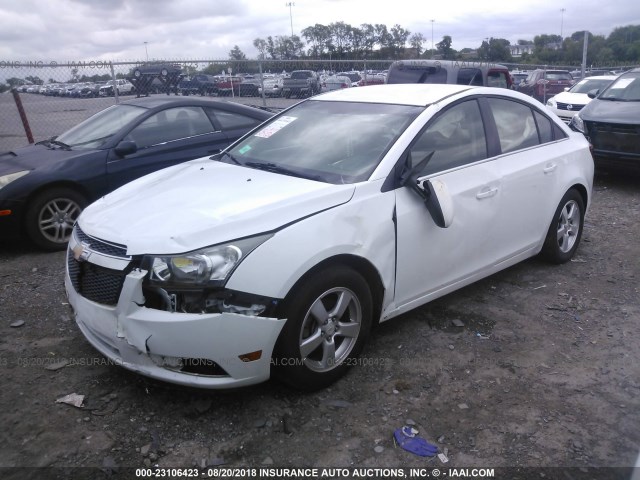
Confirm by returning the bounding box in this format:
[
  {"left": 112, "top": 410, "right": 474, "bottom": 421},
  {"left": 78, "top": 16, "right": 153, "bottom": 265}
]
[
  {"left": 11, "top": 88, "right": 34, "bottom": 144},
  {"left": 109, "top": 62, "right": 119, "bottom": 104},
  {"left": 258, "top": 61, "right": 267, "bottom": 108}
]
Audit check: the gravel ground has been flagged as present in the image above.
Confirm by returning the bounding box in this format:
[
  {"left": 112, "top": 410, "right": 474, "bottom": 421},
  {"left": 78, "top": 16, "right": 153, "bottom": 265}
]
[{"left": 1, "top": 167, "right": 639, "bottom": 480}]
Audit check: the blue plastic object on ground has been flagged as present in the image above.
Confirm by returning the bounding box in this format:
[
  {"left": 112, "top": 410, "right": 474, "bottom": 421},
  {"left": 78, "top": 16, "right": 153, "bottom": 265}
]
[{"left": 393, "top": 427, "right": 439, "bottom": 457}]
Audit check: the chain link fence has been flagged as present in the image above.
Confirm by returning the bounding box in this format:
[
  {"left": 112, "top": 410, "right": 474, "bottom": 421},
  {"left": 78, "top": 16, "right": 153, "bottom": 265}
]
[
  {"left": 1, "top": 58, "right": 634, "bottom": 151},
  {"left": 0, "top": 59, "right": 396, "bottom": 151}
]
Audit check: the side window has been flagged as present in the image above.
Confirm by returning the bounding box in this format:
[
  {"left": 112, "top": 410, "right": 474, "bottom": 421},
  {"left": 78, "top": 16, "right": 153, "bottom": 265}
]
[
  {"left": 457, "top": 69, "right": 483, "bottom": 86},
  {"left": 128, "top": 107, "right": 214, "bottom": 149},
  {"left": 212, "top": 109, "right": 262, "bottom": 130},
  {"left": 487, "top": 71, "right": 509, "bottom": 88},
  {"left": 533, "top": 110, "right": 553, "bottom": 143},
  {"left": 410, "top": 100, "right": 487, "bottom": 176},
  {"left": 487, "top": 98, "right": 540, "bottom": 153}
]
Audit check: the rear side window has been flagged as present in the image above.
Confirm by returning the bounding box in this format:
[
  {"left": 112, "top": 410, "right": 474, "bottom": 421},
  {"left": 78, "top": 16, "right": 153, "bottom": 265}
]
[
  {"left": 388, "top": 66, "right": 448, "bottom": 84},
  {"left": 487, "top": 98, "right": 540, "bottom": 153},
  {"left": 533, "top": 111, "right": 553, "bottom": 143},
  {"left": 211, "top": 109, "right": 262, "bottom": 130},
  {"left": 487, "top": 71, "right": 509, "bottom": 88},
  {"left": 457, "top": 69, "right": 483, "bottom": 86}
]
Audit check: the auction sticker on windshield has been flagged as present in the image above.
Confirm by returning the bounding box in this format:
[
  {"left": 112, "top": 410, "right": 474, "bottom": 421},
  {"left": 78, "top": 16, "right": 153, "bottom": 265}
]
[{"left": 254, "top": 116, "right": 297, "bottom": 138}]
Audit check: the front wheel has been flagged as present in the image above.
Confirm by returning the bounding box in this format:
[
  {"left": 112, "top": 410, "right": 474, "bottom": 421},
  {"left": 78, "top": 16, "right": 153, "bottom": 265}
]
[
  {"left": 541, "top": 189, "right": 585, "bottom": 264},
  {"left": 25, "top": 188, "right": 87, "bottom": 251},
  {"left": 272, "top": 266, "right": 372, "bottom": 391}
]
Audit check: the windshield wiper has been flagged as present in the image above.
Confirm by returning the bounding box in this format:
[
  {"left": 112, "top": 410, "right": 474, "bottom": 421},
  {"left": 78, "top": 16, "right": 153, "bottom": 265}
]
[
  {"left": 244, "top": 161, "right": 324, "bottom": 181},
  {"left": 219, "top": 151, "right": 242, "bottom": 165},
  {"left": 49, "top": 139, "right": 72, "bottom": 150}
]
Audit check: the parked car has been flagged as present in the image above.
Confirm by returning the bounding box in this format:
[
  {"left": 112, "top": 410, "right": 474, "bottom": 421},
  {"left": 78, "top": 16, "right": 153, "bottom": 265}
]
[
  {"left": 65, "top": 84, "right": 593, "bottom": 391},
  {"left": 129, "top": 63, "right": 184, "bottom": 97},
  {"left": 282, "top": 70, "right": 321, "bottom": 98},
  {"left": 323, "top": 75, "right": 352, "bottom": 91},
  {"left": 510, "top": 71, "right": 529, "bottom": 89},
  {"left": 337, "top": 71, "right": 362, "bottom": 87},
  {"left": 358, "top": 74, "right": 386, "bottom": 87},
  {"left": 258, "top": 77, "right": 284, "bottom": 97},
  {"left": 387, "top": 60, "right": 513, "bottom": 89},
  {"left": 517, "top": 69, "right": 574, "bottom": 103},
  {"left": 237, "top": 77, "right": 262, "bottom": 97},
  {"left": 546, "top": 75, "right": 617, "bottom": 123},
  {"left": 99, "top": 79, "right": 135, "bottom": 97},
  {"left": 178, "top": 74, "right": 218, "bottom": 96},
  {"left": 570, "top": 68, "right": 640, "bottom": 167},
  {"left": 214, "top": 76, "right": 242, "bottom": 96},
  {"left": 0, "top": 97, "right": 273, "bottom": 250}
]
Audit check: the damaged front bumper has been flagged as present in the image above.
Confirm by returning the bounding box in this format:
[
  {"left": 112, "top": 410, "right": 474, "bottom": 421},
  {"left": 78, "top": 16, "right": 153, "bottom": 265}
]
[{"left": 65, "top": 254, "right": 286, "bottom": 389}]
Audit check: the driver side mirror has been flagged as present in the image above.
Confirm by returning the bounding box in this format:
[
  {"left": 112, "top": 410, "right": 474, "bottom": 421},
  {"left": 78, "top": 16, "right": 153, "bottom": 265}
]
[
  {"left": 398, "top": 151, "right": 454, "bottom": 228},
  {"left": 587, "top": 89, "right": 599, "bottom": 99},
  {"left": 114, "top": 140, "right": 138, "bottom": 157}
]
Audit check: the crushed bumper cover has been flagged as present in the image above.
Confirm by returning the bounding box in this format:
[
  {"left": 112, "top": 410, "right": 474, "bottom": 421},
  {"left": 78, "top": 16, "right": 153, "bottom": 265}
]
[{"left": 65, "top": 266, "right": 286, "bottom": 389}]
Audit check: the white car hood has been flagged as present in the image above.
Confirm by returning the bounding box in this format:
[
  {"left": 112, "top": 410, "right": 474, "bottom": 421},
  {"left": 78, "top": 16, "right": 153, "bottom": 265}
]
[
  {"left": 79, "top": 158, "right": 355, "bottom": 255},
  {"left": 551, "top": 91, "right": 589, "bottom": 105}
]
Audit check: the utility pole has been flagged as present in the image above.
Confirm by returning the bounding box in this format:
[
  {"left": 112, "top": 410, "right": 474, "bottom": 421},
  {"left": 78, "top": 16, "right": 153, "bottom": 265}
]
[
  {"left": 430, "top": 19, "right": 435, "bottom": 59},
  {"left": 560, "top": 8, "right": 566, "bottom": 39},
  {"left": 144, "top": 42, "right": 149, "bottom": 62},
  {"left": 286, "top": 2, "right": 295, "bottom": 37}
]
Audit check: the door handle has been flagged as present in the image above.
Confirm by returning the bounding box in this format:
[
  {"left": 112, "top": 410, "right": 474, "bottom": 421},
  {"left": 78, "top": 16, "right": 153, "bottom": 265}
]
[
  {"left": 476, "top": 186, "right": 498, "bottom": 199},
  {"left": 543, "top": 163, "right": 557, "bottom": 174}
]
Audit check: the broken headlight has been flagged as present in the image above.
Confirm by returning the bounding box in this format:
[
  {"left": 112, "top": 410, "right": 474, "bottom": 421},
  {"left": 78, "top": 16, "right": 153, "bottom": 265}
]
[{"left": 144, "top": 234, "right": 272, "bottom": 287}]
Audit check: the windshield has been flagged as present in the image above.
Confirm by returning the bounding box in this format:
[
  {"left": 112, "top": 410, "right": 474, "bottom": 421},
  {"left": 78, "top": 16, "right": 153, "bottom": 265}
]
[
  {"left": 570, "top": 78, "right": 614, "bottom": 94},
  {"left": 225, "top": 100, "right": 421, "bottom": 184},
  {"left": 57, "top": 104, "right": 147, "bottom": 150},
  {"left": 599, "top": 72, "right": 640, "bottom": 101}
]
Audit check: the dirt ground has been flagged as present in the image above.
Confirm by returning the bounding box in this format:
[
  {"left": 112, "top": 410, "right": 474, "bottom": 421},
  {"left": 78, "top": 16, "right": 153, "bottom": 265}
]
[{"left": 1, "top": 167, "right": 639, "bottom": 479}]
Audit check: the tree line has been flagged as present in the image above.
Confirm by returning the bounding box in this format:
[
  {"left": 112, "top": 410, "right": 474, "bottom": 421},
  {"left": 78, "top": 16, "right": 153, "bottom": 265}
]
[{"left": 239, "top": 22, "right": 640, "bottom": 67}]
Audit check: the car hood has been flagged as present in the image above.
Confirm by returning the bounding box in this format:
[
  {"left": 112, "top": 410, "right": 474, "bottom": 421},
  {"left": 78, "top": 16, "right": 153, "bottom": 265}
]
[
  {"left": 551, "top": 92, "right": 590, "bottom": 105},
  {"left": 581, "top": 99, "right": 640, "bottom": 124},
  {"left": 79, "top": 158, "right": 356, "bottom": 255},
  {"left": 0, "top": 143, "right": 89, "bottom": 175}
]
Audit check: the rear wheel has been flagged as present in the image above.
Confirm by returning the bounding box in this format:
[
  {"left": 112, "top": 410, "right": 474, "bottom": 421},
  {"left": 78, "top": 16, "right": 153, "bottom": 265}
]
[
  {"left": 272, "top": 266, "right": 372, "bottom": 391},
  {"left": 25, "top": 188, "right": 87, "bottom": 251},
  {"left": 541, "top": 189, "right": 585, "bottom": 264}
]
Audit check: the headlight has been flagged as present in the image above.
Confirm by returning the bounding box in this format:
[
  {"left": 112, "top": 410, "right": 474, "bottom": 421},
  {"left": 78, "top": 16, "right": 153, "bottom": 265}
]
[
  {"left": 144, "top": 233, "right": 273, "bottom": 287},
  {"left": 570, "top": 113, "right": 585, "bottom": 133},
  {"left": 0, "top": 170, "right": 29, "bottom": 190}
]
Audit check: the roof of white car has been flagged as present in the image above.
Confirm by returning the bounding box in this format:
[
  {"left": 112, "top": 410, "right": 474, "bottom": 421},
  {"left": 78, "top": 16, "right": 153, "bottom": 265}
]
[{"left": 315, "top": 83, "right": 474, "bottom": 106}]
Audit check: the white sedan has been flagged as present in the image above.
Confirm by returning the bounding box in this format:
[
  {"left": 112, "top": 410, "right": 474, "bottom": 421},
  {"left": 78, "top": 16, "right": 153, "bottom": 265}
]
[
  {"left": 66, "top": 84, "right": 594, "bottom": 391},
  {"left": 546, "top": 75, "right": 617, "bottom": 123}
]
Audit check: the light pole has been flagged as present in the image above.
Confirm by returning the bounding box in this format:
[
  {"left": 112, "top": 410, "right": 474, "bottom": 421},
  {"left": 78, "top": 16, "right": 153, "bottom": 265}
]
[
  {"left": 430, "top": 19, "right": 435, "bottom": 58},
  {"left": 286, "top": 2, "right": 295, "bottom": 37},
  {"left": 144, "top": 41, "right": 149, "bottom": 62},
  {"left": 560, "top": 8, "right": 566, "bottom": 39}
]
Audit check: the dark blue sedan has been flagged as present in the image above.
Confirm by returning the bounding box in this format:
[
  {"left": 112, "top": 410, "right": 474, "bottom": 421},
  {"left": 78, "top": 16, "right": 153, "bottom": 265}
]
[{"left": 0, "top": 97, "right": 273, "bottom": 250}]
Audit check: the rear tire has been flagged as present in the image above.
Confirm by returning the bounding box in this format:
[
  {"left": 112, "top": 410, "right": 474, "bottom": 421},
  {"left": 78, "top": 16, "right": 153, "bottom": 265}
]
[
  {"left": 272, "top": 266, "right": 372, "bottom": 391},
  {"left": 541, "top": 189, "right": 585, "bottom": 264},
  {"left": 25, "top": 188, "right": 87, "bottom": 251}
]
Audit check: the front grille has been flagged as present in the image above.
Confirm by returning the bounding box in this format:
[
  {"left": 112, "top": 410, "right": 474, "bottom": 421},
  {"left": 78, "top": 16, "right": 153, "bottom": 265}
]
[
  {"left": 587, "top": 121, "right": 640, "bottom": 156},
  {"left": 74, "top": 226, "right": 129, "bottom": 259},
  {"left": 67, "top": 253, "right": 126, "bottom": 306},
  {"left": 556, "top": 102, "right": 586, "bottom": 112}
]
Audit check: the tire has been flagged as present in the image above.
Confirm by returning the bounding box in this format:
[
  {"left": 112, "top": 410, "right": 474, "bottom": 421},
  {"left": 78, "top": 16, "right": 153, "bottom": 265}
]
[
  {"left": 160, "top": 68, "right": 169, "bottom": 77},
  {"left": 134, "top": 69, "right": 141, "bottom": 78},
  {"left": 25, "top": 188, "right": 87, "bottom": 251},
  {"left": 541, "top": 189, "right": 585, "bottom": 264},
  {"left": 272, "top": 266, "right": 372, "bottom": 391}
]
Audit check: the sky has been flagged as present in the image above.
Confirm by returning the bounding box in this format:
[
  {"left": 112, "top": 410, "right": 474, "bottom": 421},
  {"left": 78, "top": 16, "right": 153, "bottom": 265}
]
[{"left": 1, "top": 0, "right": 639, "bottom": 62}]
